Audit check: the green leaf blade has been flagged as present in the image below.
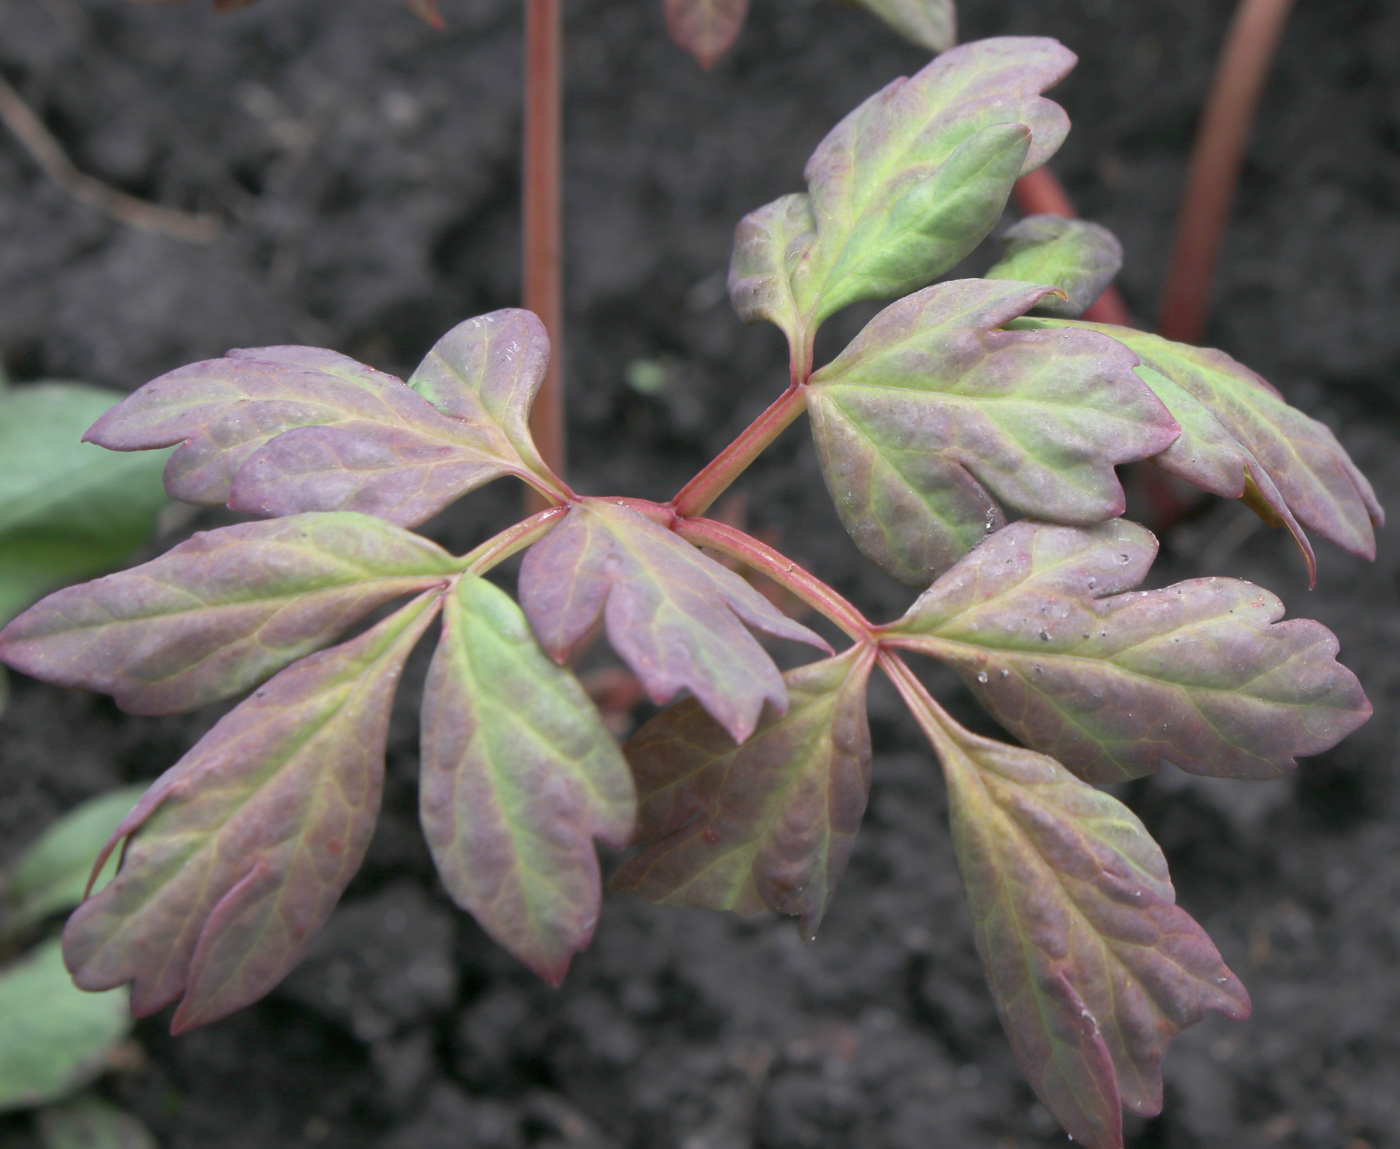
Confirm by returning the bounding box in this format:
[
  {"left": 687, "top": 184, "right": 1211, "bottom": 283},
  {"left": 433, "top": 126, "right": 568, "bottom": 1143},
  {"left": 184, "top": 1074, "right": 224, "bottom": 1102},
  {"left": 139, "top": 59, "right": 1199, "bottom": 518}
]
[
  {"left": 0, "top": 512, "right": 457, "bottom": 715},
  {"left": 794, "top": 37, "right": 1075, "bottom": 327},
  {"left": 0, "top": 384, "right": 170, "bottom": 626},
  {"left": 937, "top": 722, "right": 1249, "bottom": 1147},
  {"left": 808, "top": 280, "right": 1180, "bottom": 585},
  {"left": 985, "top": 215, "right": 1123, "bottom": 316},
  {"left": 612, "top": 646, "right": 874, "bottom": 936},
  {"left": 406, "top": 309, "right": 557, "bottom": 484},
  {"left": 86, "top": 330, "right": 557, "bottom": 527},
  {"left": 518, "top": 501, "right": 830, "bottom": 743},
  {"left": 6, "top": 786, "right": 147, "bottom": 935},
  {"left": 61, "top": 593, "right": 440, "bottom": 1031},
  {"left": 0, "top": 939, "right": 132, "bottom": 1112},
  {"left": 889, "top": 519, "right": 1372, "bottom": 781},
  {"left": 420, "top": 576, "right": 635, "bottom": 985}
]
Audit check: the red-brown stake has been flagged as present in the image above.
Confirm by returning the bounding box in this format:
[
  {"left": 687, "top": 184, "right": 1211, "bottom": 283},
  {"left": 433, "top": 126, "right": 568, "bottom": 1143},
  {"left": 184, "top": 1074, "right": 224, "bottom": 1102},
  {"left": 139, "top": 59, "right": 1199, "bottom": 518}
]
[{"left": 524, "top": 0, "right": 566, "bottom": 510}]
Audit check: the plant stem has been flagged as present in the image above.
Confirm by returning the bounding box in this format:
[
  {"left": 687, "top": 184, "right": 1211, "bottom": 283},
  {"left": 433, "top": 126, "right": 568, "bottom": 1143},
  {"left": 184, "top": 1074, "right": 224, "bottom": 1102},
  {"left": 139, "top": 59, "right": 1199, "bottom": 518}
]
[
  {"left": 1157, "top": 0, "right": 1298, "bottom": 344},
  {"left": 1012, "top": 167, "right": 1134, "bottom": 327},
  {"left": 670, "top": 384, "right": 808, "bottom": 518},
  {"left": 673, "top": 516, "right": 871, "bottom": 642},
  {"left": 460, "top": 504, "right": 570, "bottom": 574},
  {"left": 523, "top": 0, "right": 565, "bottom": 511}
]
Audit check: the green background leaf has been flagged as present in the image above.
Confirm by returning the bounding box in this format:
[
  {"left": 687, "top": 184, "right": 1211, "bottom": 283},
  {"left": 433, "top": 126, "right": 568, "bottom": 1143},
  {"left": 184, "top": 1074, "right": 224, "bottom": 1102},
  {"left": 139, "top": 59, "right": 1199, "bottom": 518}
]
[
  {"left": 6, "top": 786, "right": 147, "bottom": 937},
  {"left": 0, "top": 383, "right": 170, "bottom": 627},
  {"left": 0, "top": 939, "right": 132, "bottom": 1113},
  {"left": 36, "top": 1094, "right": 157, "bottom": 1149}
]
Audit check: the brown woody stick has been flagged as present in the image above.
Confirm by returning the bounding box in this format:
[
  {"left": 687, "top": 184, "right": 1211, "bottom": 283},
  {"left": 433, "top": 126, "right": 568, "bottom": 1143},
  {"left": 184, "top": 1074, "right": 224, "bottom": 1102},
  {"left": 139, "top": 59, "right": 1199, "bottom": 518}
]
[
  {"left": 1157, "top": 0, "right": 1298, "bottom": 343},
  {"left": 0, "top": 70, "right": 220, "bottom": 243},
  {"left": 523, "top": 0, "right": 566, "bottom": 511}
]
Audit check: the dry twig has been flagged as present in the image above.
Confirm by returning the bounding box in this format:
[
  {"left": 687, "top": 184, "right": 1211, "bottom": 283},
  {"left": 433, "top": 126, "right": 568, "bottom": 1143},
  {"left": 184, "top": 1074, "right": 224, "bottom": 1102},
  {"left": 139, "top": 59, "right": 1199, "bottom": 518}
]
[{"left": 0, "top": 70, "right": 221, "bottom": 243}]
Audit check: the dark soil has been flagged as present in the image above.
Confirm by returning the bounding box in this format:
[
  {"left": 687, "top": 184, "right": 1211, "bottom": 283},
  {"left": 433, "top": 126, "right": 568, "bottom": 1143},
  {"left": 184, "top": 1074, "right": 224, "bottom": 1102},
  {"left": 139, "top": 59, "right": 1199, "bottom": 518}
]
[{"left": 2, "top": 0, "right": 1399, "bottom": 1146}]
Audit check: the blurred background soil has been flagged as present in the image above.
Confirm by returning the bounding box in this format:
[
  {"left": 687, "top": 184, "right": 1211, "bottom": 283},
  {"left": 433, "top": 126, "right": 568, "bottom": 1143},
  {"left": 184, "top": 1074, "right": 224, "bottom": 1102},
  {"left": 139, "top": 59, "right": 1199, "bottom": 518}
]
[{"left": 1, "top": 0, "right": 1398, "bottom": 1145}]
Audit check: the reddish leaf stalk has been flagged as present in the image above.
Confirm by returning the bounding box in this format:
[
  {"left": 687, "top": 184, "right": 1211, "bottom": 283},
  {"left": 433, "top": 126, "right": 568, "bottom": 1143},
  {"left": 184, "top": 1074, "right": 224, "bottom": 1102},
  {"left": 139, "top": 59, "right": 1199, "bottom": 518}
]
[
  {"left": 670, "top": 384, "right": 808, "bottom": 518},
  {"left": 461, "top": 504, "right": 572, "bottom": 574},
  {"left": 673, "top": 515, "right": 873, "bottom": 642},
  {"left": 523, "top": 0, "right": 565, "bottom": 510},
  {"left": 1012, "top": 168, "right": 1133, "bottom": 327},
  {"left": 1157, "top": 0, "right": 1298, "bottom": 344}
]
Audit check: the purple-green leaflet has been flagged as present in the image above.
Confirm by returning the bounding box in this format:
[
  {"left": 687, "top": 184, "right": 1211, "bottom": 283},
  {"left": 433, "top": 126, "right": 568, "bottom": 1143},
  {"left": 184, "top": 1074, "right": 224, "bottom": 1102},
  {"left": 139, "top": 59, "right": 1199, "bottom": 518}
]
[
  {"left": 83, "top": 310, "right": 566, "bottom": 526},
  {"left": 62, "top": 592, "right": 442, "bottom": 1032},
  {"left": 518, "top": 498, "right": 830, "bottom": 744},
  {"left": 884, "top": 518, "right": 1371, "bottom": 783},
  {"left": 0, "top": 33, "right": 1379, "bottom": 1149},
  {"left": 924, "top": 707, "right": 1251, "bottom": 1148},
  {"left": 806, "top": 278, "right": 1180, "bottom": 585},
  {"left": 613, "top": 645, "right": 875, "bottom": 938}
]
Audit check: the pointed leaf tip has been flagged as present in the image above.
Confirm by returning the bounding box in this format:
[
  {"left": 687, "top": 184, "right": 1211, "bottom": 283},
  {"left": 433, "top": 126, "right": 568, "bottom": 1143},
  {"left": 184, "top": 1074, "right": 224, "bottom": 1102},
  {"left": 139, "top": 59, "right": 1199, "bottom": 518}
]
[
  {"left": 934, "top": 721, "right": 1249, "bottom": 1147},
  {"left": 613, "top": 646, "right": 875, "bottom": 935},
  {"left": 61, "top": 593, "right": 441, "bottom": 1031},
  {"left": 848, "top": 0, "right": 956, "bottom": 53},
  {"left": 519, "top": 500, "right": 829, "bottom": 743},
  {"left": 420, "top": 576, "right": 635, "bottom": 984},
  {"left": 889, "top": 518, "right": 1372, "bottom": 782}
]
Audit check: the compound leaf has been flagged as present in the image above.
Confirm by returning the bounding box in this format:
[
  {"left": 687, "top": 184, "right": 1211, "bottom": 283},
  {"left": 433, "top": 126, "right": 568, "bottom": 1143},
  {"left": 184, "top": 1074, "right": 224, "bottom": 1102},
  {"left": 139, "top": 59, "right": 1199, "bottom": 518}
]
[
  {"left": 519, "top": 500, "right": 829, "bottom": 743},
  {"left": 613, "top": 645, "right": 874, "bottom": 937},
  {"left": 1013, "top": 319, "right": 1384, "bottom": 575},
  {"left": 420, "top": 576, "right": 635, "bottom": 985},
  {"left": 887, "top": 519, "right": 1371, "bottom": 782},
  {"left": 795, "top": 37, "right": 1074, "bottom": 330},
  {"left": 807, "top": 279, "right": 1179, "bottom": 586},
  {"left": 85, "top": 333, "right": 555, "bottom": 527},
  {"left": 933, "top": 718, "right": 1250, "bottom": 1148},
  {"left": 986, "top": 215, "right": 1123, "bottom": 316},
  {"left": 0, "top": 383, "right": 170, "bottom": 626},
  {"left": 664, "top": 0, "right": 750, "bottom": 68},
  {"left": 62, "top": 592, "right": 441, "bottom": 1033},
  {"left": 0, "top": 513, "right": 457, "bottom": 716},
  {"left": 0, "top": 939, "right": 131, "bottom": 1113},
  {"left": 848, "top": 0, "right": 956, "bottom": 53},
  {"left": 6, "top": 785, "right": 146, "bottom": 936}
]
